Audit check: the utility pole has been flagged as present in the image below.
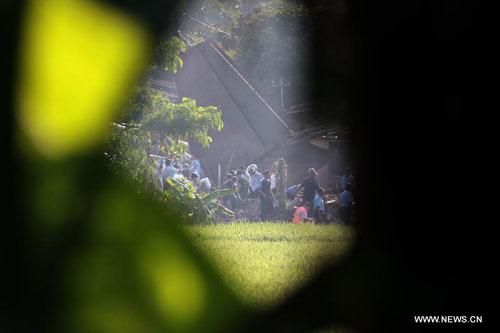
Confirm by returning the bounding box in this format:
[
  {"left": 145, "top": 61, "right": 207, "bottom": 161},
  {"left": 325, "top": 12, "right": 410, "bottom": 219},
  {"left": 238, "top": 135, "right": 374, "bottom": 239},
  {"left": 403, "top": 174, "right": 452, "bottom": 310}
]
[{"left": 272, "top": 78, "right": 290, "bottom": 110}]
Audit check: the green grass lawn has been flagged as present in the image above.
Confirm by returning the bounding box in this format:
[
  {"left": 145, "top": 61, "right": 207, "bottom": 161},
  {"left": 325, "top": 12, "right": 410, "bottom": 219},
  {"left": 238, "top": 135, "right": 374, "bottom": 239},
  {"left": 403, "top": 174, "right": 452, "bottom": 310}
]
[{"left": 185, "top": 222, "right": 355, "bottom": 310}]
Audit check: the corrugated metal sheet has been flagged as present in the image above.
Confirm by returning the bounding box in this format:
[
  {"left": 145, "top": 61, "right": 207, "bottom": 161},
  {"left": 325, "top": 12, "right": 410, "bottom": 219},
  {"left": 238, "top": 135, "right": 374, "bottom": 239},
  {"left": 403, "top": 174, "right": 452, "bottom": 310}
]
[{"left": 175, "top": 42, "right": 293, "bottom": 180}]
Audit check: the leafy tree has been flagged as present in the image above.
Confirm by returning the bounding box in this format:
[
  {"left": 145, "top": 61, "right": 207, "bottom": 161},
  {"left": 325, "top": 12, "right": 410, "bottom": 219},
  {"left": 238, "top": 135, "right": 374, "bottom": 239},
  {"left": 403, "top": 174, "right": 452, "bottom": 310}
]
[
  {"left": 231, "top": 0, "right": 312, "bottom": 107},
  {"left": 148, "top": 36, "right": 186, "bottom": 74},
  {"left": 160, "top": 177, "right": 236, "bottom": 224},
  {"left": 142, "top": 97, "right": 222, "bottom": 155},
  {"left": 179, "top": 0, "right": 313, "bottom": 108},
  {"left": 104, "top": 124, "right": 155, "bottom": 193},
  {"left": 104, "top": 36, "right": 226, "bottom": 223},
  {"left": 179, "top": 0, "right": 242, "bottom": 46},
  {"left": 105, "top": 87, "right": 222, "bottom": 194}
]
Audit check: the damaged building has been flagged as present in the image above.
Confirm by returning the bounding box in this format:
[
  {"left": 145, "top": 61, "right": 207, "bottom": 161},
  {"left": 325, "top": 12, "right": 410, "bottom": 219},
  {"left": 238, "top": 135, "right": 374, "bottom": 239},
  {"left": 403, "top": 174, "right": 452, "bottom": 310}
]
[{"left": 172, "top": 41, "right": 351, "bottom": 188}]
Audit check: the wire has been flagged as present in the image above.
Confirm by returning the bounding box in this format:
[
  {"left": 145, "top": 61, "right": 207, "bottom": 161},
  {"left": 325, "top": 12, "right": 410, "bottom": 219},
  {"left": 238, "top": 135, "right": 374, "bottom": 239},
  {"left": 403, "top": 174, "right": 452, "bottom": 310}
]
[
  {"left": 177, "top": 30, "right": 193, "bottom": 47},
  {"left": 209, "top": 43, "right": 294, "bottom": 135},
  {"left": 182, "top": 13, "right": 238, "bottom": 38}
]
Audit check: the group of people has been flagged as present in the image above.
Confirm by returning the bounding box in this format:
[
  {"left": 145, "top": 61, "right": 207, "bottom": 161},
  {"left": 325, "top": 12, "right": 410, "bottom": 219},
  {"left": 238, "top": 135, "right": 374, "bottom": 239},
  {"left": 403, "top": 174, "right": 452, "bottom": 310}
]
[
  {"left": 221, "top": 164, "right": 355, "bottom": 225},
  {"left": 220, "top": 164, "right": 274, "bottom": 221},
  {"left": 290, "top": 167, "right": 355, "bottom": 225},
  {"left": 289, "top": 168, "right": 327, "bottom": 224},
  {"left": 155, "top": 153, "right": 210, "bottom": 193},
  {"left": 155, "top": 152, "right": 355, "bottom": 225}
]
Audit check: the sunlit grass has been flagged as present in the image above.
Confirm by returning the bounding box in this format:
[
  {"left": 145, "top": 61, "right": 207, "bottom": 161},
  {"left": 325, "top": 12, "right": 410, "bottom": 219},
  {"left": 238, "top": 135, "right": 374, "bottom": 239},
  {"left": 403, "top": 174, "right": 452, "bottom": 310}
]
[{"left": 185, "top": 222, "right": 355, "bottom": 309}]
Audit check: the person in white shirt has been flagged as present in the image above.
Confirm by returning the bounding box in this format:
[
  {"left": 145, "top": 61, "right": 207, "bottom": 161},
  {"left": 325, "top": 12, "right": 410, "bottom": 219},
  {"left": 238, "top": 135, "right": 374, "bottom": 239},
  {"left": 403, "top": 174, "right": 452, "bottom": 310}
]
[
  {"left": 247, "top": 164, "right": 263, "bottom": 198},
  {"left": 270, "top": 172, "right": 277, "bottom": 193}
]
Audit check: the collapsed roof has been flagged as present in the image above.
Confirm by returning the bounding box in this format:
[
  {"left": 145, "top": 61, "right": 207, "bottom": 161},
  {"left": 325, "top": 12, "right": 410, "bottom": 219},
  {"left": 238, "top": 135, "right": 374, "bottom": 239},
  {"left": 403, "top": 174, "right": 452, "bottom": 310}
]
[
  {"left": 175, "top": 42, "right": 294, "bottom": 179},
  {"left": 174, "top": 41, "right": 350, "bottom": 184}
]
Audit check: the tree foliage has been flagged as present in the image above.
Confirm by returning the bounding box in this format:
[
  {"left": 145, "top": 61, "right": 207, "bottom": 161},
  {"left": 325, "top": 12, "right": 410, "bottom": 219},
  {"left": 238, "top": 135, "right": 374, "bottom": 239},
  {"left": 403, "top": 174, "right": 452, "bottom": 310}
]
[
  {"left": 106, "top": 86, "right": 222, "bottom": 193},
  {"left": 105, "top": 35, "right": 225, "bottom": 223},
  {"left": 180, "top": 0, "right": 313, "bottom": 107},
  {"left": 179, "top": 0, "right": 242, "bottom": 44},
  {"left": 160, "top": 177, "right": 236, "bottom": 224},
  {"left": 142, "top": 97, "right": 222, "bottom": 150},
  {"left": 149, "top": 36, "right": 186, "bottom": 74},
  {"left": 104, "top": 125, "right": 156, "bottom": 193},
  {"left": 232, "top": 1, "right": 311, "bottom": 107}
]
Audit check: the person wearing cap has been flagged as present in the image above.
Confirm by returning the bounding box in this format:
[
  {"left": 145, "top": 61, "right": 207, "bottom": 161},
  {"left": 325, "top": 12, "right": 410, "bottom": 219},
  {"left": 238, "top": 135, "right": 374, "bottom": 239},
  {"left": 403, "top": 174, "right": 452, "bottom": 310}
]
[{"left": 247, "top": 164, "right": 263, "bottom": 198}]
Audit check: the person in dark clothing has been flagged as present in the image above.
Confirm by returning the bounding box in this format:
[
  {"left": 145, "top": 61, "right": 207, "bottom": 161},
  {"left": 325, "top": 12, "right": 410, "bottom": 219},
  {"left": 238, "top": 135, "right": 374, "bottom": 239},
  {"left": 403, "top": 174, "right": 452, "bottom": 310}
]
[
  {"left": 222, "top": 176, "right": 238, "bottom": 210},
  {"left": 190, "top": 172, "right": 199, "bottom": 191},
  {"left": 258, "top": 170, "right": 274, "bottom": 221},
  {"left": 299, "top": 169, "right": 320, "bottom": 216},
  {"left": 338, "top": 183, "right": 354, "bottom": 225},
  {"left": 236, "top": 169, "right": 250, "bottom": 200}
]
